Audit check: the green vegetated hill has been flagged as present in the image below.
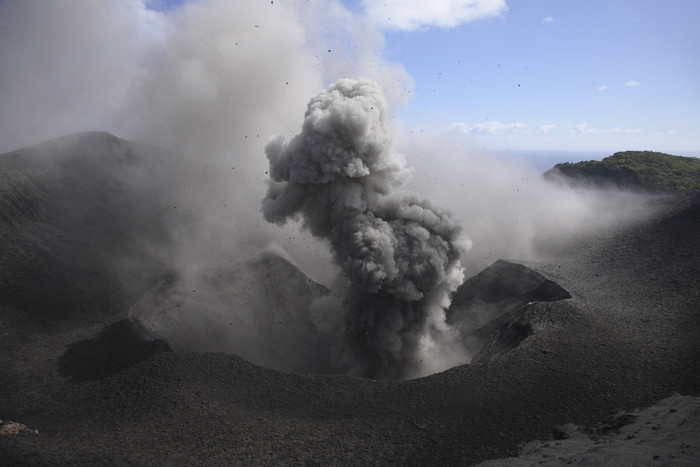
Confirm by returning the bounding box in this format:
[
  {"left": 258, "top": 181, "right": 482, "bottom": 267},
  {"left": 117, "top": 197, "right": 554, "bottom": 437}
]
[{"left": 544, "top": 151, "right": 700, "bottom": 193}]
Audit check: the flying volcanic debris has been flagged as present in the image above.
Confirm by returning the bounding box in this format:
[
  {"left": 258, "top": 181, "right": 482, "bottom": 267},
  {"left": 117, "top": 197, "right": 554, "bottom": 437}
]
[{"left": 262, "top": 78, "right": 470, "bottom": 379}]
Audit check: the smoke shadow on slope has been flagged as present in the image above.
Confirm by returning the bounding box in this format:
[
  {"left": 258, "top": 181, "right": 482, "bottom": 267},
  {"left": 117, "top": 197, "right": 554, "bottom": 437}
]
[{"left": 59, "top": 319, "right": 171, "bottom": 383}]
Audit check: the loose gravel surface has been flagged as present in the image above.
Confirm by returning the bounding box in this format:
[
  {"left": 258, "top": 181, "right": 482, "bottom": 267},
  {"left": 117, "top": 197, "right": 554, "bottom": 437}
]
[{"left": 1, "top": 196, "right": 699, "bottom": 465}]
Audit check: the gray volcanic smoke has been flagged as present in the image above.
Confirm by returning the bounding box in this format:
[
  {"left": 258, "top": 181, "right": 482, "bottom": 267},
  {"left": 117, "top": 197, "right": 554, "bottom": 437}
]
[{"left": 262, "top": 78, "right": 470, "bottom": 379}]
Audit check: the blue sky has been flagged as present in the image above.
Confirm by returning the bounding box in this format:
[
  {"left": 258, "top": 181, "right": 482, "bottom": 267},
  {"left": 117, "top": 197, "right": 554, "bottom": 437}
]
[
  {"left": 151, "top": 0, "right": 699, "bottom": 155},
  {"left": 372, "top": 0, "right": 700, "bottom": 153},
  {"left": 348, "top": 0, "right": 700, "bottom": 155}
]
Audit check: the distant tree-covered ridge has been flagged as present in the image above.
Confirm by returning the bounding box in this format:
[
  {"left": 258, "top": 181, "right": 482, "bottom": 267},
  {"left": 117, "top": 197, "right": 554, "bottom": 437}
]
[{"left": 544, "top": 151, "right": 700, "bottom": 193}]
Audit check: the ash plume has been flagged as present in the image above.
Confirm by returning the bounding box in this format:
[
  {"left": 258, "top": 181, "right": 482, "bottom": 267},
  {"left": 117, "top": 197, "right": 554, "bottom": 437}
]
[{"left": 262, "top": 78, "right": 470, "bottom": 379}]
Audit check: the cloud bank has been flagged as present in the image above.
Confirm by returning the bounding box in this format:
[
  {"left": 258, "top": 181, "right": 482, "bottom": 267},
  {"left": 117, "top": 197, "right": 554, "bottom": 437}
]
[
  {"left": 449, "top": 121, "right": 528, "bottom": 134},
  {"left": 572, "top": 123, "right": 641, "bottom": 135},
  {"left": 363, "top": 0, "right": 507, "bottom": 30}
]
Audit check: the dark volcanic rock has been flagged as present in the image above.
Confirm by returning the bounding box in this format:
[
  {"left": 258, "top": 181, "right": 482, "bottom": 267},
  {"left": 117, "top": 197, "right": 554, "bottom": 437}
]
[
  {"left": 448, "top": 259, "right": 571, "bottom": 360},
  {"left": 469, "top": 305, "right": 536, "bottom": 363},
  {"left": 450, "top": 260, "right": 571, "bottom": 326}
]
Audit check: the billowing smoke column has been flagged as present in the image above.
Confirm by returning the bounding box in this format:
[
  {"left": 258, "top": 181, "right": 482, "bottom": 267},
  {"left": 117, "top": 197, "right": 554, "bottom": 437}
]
[{"left": 262, "top": 78, "right": 470, "bottom": 379}]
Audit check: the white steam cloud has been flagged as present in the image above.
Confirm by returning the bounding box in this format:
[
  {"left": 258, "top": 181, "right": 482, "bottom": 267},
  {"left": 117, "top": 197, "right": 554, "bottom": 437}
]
[
  {"left": 399, "top": 133, "right": 663, "bottom": 278},
  {"left": 262, "top": 79, "right": 470, "bottom": 379},
  {"left": 363, "top": 0, "right": 507, "bottom": 31},
  {"left": 0, "top": 0, "right": 413, "bottom": 279}
]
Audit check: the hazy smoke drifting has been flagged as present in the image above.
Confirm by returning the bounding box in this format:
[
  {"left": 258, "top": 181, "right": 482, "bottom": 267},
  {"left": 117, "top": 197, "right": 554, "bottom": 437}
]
[
  {"left": 262, "top": 79, "right": 470, "bottom": 379},
  {"left": 0, "top": 0, "right": 413, "bottom": 282},
  {"left": 398, "top": 133, "right": 664, "bottom": 278}
]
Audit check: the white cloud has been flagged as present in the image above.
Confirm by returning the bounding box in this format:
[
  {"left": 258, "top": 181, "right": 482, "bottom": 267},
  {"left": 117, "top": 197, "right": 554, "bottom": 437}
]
[
  {"left": 654, "top": 129, "right": 678, "bottom": 137},
  {"left": 363, "top": 0, "right": 507, "bottom": 31},
  {"left": 449, "top": 120, "right": 528, "bottom": 134},
  {"left": 625, "top": 80, "right": 641, "bottom": 87},
  {"left": 542, "top": 16, "right": 554, "bottom": 23},
  {"left": 597, "top": 84, "right": 608, "bottom": 91},
  {"left": 609, "top": 127, "right": 641, "bottom": 134},
  {"left": 540, "top": 124, "right": 555, "bottom": 134},
  {"left": 571, "top": 123, "right": 641, "bottom": 135},
  {"left": 572, "top": 123, "right": 597, "bottom": 134}
]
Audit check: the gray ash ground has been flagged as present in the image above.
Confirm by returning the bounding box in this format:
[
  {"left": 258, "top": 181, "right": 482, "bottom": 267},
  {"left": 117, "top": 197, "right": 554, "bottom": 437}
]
[{"left": 1, "top": 135, "right": 699, "bottom": 464}]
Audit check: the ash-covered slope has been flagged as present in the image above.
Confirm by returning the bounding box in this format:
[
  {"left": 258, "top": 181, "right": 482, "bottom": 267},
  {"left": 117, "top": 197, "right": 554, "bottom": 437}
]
[
  {"left": 0, "top": 132, "right": 192, "bottom": 323},
  {"left": 2, "top": 192, "right": 698, "bottom": 465},
  {"left": 449, "top": 260, "right": 571, "bottom": 362},
  {"left": 0, "top": 131, "right": 342, "bottom": 379},
  {"left": 130, "top": 250, "right": 335, "bottom": 375}
]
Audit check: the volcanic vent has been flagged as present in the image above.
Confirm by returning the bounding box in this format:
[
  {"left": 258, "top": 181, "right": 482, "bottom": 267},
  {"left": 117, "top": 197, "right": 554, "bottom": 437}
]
[{"left": 128, "top": 250, "right": 571, "bottom": 379}]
